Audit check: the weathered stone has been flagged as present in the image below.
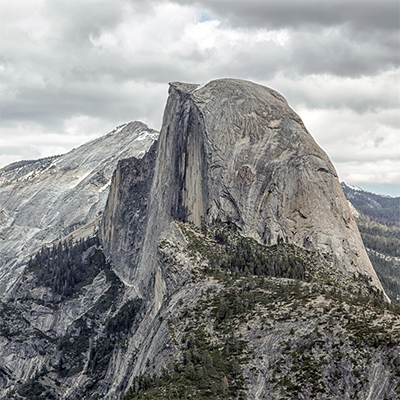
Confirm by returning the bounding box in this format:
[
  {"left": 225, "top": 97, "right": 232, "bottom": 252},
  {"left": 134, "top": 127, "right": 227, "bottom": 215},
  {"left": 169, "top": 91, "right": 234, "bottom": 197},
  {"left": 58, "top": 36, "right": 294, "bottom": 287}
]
[
  {"left": 103, "top": 79, "right": 384, "bottom": 295},
  {"left": 0, "top": 79, "right": 395, "bottom": 400},
  {"left": 0, "top": 121, "right": 157, "bottom": 296}
]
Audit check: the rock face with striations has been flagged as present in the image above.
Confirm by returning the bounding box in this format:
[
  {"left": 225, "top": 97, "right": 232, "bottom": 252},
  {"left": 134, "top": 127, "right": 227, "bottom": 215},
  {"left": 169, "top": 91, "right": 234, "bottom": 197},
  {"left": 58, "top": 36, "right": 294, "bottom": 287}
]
[
  {"left": 0, "top": 79, "right": 397, "bottom": 400},
  {"left": 99, "top": 79, "right": 397, "bottom": 399},
  {"left": 100, "top": 141, "right": 158, "bottom": 285},
  {"left": 0, "top": 121, "right": 158, "bottom": 295},
  {"left": 101, "top": 79, "right": 384, "bottom": 295}
]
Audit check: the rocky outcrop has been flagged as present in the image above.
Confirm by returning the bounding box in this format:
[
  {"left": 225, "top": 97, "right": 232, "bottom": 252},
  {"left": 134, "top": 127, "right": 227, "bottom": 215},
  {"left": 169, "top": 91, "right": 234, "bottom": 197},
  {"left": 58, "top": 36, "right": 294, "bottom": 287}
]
[
  {"left": 101, "top": 79, "right": 385, "bottom": 295},
  {"left": 97, "top": 79, "right": 396, "bottom": 399},
  {"left": 100, "top": 142, "right": 157, "bottom": 285},
  {"left": 0, "top": 121, "right": 158, "bottom": 296},
  {"left": 171, "top": 79, "right": 384, "bottom": 292},
  {"left": 0, "top": 79, "right": 396, "bottom": 400}
]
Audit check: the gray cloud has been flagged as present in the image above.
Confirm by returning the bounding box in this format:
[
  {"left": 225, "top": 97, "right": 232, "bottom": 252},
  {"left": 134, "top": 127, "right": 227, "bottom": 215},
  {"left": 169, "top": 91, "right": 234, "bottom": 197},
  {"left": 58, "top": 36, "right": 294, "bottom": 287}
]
[
  {"left": 0, "top": 0, "right": 399, "bottom": 193},
  {"left": 172, "top": 0, "right": 399, "bottom": 31},
  {"left": 267, "top": 70, "right": 400, "bottom": 113},
  {"left": 167, "top": 0, "right": 400, "bottom": 77}
]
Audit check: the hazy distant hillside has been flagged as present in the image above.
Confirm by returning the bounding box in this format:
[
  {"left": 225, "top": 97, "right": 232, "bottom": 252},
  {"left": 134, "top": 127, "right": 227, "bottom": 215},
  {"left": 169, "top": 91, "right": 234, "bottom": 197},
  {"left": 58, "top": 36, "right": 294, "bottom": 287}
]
[
  {"left": 343, "top": 183, "right": 400, "bottom": 227},
  {"left": 343, "top": 183, "right": 400, "bottom": 302}
]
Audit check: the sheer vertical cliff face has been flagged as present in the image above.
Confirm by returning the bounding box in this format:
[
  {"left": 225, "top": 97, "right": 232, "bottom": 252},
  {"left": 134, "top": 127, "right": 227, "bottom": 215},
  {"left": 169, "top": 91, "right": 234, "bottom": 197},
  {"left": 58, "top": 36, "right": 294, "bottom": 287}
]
[
  {"left": 0, "top": 79, "right": 395, "bottom": 400},
  {"left": 0, "top": 121, "right": 158, "bottom": 296},
  {"left": 100, "top": 142, "right": 157, "bottom": 285},
  {"left": 186, "top": 79, "right": 383, "bottom": 291},
  {"left": 100, "top": 83, "right": 209, "bottom": 293},
  {"left": 101, "top": 79, "right": 384, "bottom": 294},
  {"left": 96, "top": 80, "right": 395, "bottom": 399}
]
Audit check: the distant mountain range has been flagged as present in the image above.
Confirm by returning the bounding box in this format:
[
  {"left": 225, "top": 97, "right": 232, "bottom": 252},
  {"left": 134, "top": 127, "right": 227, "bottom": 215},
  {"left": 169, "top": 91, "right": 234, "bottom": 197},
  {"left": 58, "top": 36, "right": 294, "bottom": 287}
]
[{"left": 343, "top": 183, "right": 400, "bottom": 302}]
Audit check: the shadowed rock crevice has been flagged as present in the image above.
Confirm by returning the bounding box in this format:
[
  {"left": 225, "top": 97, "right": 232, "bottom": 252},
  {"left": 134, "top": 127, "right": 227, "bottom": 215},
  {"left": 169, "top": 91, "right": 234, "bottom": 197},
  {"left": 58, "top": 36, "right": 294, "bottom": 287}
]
[{"left": 100, "top": 141, "right": 158, "bottom": 284}]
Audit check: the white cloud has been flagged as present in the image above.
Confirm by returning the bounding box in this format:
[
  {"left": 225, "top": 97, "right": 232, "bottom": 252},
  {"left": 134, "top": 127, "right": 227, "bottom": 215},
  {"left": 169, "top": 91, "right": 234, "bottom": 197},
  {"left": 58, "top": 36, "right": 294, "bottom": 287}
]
[
  {"left": 298, "top": 107, "right": 400, "bottom": 186},
  {"left": 269, "top": 69, "right": 400, "bottom": 112},
  {"left": 0, "top": 0, "right": 398, "bottom": 194}
]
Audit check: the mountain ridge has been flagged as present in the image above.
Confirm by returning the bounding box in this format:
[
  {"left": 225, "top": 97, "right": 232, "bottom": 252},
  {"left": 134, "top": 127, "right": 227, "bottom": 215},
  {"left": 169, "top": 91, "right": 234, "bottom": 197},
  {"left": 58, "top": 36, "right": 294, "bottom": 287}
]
[
  {"left": 0, "top": 121, "right": 158, "bottom": 296},
  {"left": 0, "top": 79, "right": 398, "bottom": 399},
  {"left": 343, "top": 182, "right": 400, "bottom": 303}
]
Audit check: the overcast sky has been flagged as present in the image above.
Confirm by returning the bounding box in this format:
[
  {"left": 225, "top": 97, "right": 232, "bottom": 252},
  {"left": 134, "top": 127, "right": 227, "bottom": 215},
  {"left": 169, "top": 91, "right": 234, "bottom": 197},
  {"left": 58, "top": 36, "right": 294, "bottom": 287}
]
[{"left": 0, "top": 0, "right": 399, "bottom": 195}]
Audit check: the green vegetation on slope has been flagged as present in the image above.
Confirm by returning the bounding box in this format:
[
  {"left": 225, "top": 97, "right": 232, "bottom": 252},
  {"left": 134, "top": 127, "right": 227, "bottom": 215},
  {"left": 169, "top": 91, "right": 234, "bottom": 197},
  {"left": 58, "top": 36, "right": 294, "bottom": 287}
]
[
  {"left": 126, "top": 222, "right": 399, "bottom": 400},
  {"left": 342, "top": 184, "right": 400, "bottom": 227},
  {"left": 28, "top": 236, "right": 105, "bottom": 299},
  {"left": 126, "top": 327, "right": 247, "bottom": 400},
  {"left": 358, "top": 216, "right": 400, "bottom": 258},
  {"left": 356, "top": 215, "right": 400, "bottom": 303},
  {"left": 343, "top": 184, "right": 400, "bottom": 304}
]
